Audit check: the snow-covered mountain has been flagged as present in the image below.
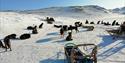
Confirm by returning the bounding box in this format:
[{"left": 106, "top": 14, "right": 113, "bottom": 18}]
[
  {"left": 1, "top": 5, "right": 124, "bottom": 16},
  {"left": 112, "top": 7, "right": 125, "bottom": 14},
  {"left": 21, "top": 5, "right": 112, "bottom": 16},
  {"left": 17, "top": 5, "right": 125, "bottom": 20}
]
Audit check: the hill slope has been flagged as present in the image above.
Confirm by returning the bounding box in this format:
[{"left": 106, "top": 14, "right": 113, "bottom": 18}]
[
  {"left": 112, "top": 7, "right": 125, "bottom": 14},
  {"left": 21, "top": 5, "right": 111, "bottom": 16}
]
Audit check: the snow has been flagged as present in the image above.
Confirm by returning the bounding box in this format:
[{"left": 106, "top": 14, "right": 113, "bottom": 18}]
[{"left": 0, "top": 10, "right": 125, "bottom": 63}]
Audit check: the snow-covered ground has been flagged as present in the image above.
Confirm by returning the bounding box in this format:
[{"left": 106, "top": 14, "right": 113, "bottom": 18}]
[{"left": 0, "top": 11, "right": 125, "bottom": 63}]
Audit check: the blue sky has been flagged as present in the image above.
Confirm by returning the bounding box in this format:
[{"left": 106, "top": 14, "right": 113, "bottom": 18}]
[{"left": 0, "top": 0, "right": 124, "bottom": 10}]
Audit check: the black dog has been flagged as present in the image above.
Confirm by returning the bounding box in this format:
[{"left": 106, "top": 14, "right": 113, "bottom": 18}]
[
  {"left": 27, "top": 26, "right": 34, "bottom": 30},
  {"left": 75, "top": 22, "right": 82, "bottom": 27},
  {"left": 27, "top": 25, "right": 37, "bottom": 30},
  {"left": 3, "top": 36, "right": 12, "bottom": 51},
  {"left": 0, "top": 40, "right": 4, "bottom": 48},
  {"left": 63, "top": 25, "right": 68, "bottom": 31},
  {"left": 8, "top": 34, "right": 17, "bottom": 39},
  {"left": 68, "top": 25, "right": 79, "bottom": 32},
  {"left": 20, "top": 34, "right": 31, "bottom": 40},
  {"left": 54, "top": 25, "right": 62, "bottom": 28},
  {"left": 39, "top": 23, "right": 44, "bottom": 28},
  {"left": 32, "top": 28, "right": 38, "bottom": 34},
  {"left": 66, "top": 32, "right": 73, "bottom": 41}
]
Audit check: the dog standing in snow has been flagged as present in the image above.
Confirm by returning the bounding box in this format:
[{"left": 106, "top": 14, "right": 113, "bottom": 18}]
[
  {"left": 60, "top": 28, "right": 64, "bottom": 37},
  {"left": 3, "top": 36, "right": 12, "bottom": 51}
]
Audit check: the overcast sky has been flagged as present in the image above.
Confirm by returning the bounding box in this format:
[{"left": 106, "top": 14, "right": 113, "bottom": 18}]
[{"left": 0, "top": 0, "right": 125, "bottom": 10}]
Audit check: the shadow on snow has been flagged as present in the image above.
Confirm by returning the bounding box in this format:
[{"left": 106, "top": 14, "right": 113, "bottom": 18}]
[
  {"left": 97, "top": 35, "right": 125, "bottom": 59},
  {"left": 39, "top": 51, "right": 65, "bottom": 63},
  {"left": 36, "top": 37, "right": 53, "bottom": 43},
  {"left": 97, "top": 35, "right": 115, "bottom": 48},
  {"left": 47, "top": 32, "right": 59, "bottom": 36}
]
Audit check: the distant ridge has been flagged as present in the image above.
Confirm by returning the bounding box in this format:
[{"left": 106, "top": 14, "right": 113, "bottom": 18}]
[
  {"left": 112, "top": 6, "right": 125, "bottom": 14},
  {"left": 1, "top": 5, "right": 125, "bottom": 15}
]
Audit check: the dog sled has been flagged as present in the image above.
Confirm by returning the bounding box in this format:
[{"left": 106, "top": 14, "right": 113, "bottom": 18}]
[
  {"left": 64, "top": 43, "right": 97, "bottom": 63},
  {"left": 106, "top": 22, "right": 125, "bottom": 38},
  {"left": 106, "top": 28, "right": 125, "bottom": 39}
]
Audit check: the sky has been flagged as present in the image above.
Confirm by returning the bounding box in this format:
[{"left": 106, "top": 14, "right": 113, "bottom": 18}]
[{"left": 0, "top": 0, "right": 125, "bottom": 10}]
